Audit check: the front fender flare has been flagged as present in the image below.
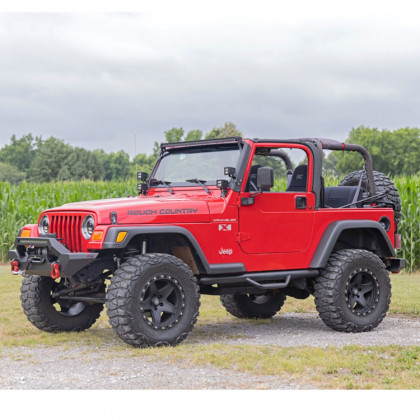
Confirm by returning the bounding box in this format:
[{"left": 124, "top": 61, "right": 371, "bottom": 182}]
[{"left": 102, "top": 226, "right": 245, "bottom": 275}]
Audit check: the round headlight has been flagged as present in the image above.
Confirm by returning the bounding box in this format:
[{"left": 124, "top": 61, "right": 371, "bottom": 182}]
[
  {"left": 38, "top": 215, "right": 50, "bottom": 235},
  {"left": 82, "top": 215, "right": 95, "bottom": 239}
]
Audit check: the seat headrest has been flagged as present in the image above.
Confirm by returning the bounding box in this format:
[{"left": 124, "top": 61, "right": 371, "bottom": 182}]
[{"left": 287, "top": 164, "right": 307, "bottom": 192}]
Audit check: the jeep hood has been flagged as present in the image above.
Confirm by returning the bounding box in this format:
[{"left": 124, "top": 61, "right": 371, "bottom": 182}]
[{"left": 44, "top": 195, "right": 211, "bottom": 224}]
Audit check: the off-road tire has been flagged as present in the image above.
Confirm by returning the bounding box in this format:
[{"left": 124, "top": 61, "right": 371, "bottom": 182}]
[
  {"left": 220, "top": 291, "right": 286, "bottom": 319},
  {"left": 314, "top": 249, "right": 391, "bottom": 332},
  {"left": 339, "top": 170, "right": 401, "bottom": 221},
  {"left": 106, "top": 253, "right": 200, "bottom": 347},
  {"left": 20, "top": 275, "right": 104, "bottom": 332}
]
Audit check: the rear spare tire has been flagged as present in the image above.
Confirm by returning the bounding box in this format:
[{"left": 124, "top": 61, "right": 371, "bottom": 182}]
[{"left": 339, "top": 170, "right": 401, "bottom": 221}]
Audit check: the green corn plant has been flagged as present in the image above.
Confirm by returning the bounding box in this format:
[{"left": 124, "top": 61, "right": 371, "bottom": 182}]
[
  {"left": 394, "top": 176, "right": 420, "bottom": 272},
  {"left": 0, "top": 180, "right": 136, "bottom": 261},
  {"left": 0, "top": 176, "right": 419, "bottom": 270}
]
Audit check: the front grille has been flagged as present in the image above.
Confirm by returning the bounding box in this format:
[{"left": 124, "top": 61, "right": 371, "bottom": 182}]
[{"left": 50, "top": 215, "right": 83, "bottom": 252}]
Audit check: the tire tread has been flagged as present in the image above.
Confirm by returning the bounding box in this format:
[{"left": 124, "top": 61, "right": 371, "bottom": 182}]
[
  {"left": 106, "top": 253, "right": 200, "bottom": 347},
  {"left": 20, "top": 275, "right": 103, "bottom": 332},
  {"left": 220, "top": 292, "right": 286, "bottom": 319},
  {"left": 314, "top": 249, "right": 391, "bottom": 333}
]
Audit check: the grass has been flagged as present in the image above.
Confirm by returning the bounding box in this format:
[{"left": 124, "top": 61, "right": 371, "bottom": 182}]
[
  {"left": 0, "top": 265, "right": 419, "bottom": 389},
  {"left": 388, "top": 272, "right": 420, "bottom": 316},
  {"left": 135, "top": 343, "right": 419, "bottom": 389}
]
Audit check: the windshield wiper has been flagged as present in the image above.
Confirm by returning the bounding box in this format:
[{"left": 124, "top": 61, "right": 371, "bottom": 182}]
[
  {"left": 152, "top": 180, "right": 174, "bottom": 195},
  {"left": 185, "top": 178, "right": 210, "bottom": 194}
]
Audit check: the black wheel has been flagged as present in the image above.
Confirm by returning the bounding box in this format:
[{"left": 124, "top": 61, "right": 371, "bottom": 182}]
[
  {"left": 314, "top": 249, "right": 391, "bottom": 332},
  {"left": 106, "top": 253, "right": 200, "bottom": 347},
  {"left": 339, "top": 170, "right": 401, "bottom": 221},
  {"left": 220, "top": 291, "right": 286, "bottom": 319},
  {"left": 20, "top": 276, "right": 104, "bottom": 332}
]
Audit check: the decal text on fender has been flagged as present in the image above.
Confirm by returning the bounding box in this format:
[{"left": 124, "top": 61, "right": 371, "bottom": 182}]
[{"left": 127, "top": 208, "right": 199, "bottom": 216}]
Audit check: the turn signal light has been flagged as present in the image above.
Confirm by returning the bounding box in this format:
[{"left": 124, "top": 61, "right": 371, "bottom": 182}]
[
  {"left": 116, "top": 232, "right": 127, "bottom": 243},
  {"left": 20, "top": 229, "right": 31, "bottom": 238},
  {"left": 91, "top": 231, "right": 104, "bottom": 241}
]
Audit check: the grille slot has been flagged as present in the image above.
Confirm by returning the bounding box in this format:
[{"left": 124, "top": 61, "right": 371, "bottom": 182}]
[{"left": 50, "top": 215, "right": 83, "bottom": 252}]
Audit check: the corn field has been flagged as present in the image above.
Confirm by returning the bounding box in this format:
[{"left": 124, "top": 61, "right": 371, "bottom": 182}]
[
  {"left": 0, "top": 180, "right": 136, "bottom": 262},
  {"left": 394, "top": 177, "right": 420, "bottom": 272},
  {"left": 1, "top": 176, "right": 419, "bottom": 271}
]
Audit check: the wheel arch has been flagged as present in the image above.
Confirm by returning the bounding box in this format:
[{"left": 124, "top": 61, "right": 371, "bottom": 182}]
[
  {"left": 310, "top": 220, "right": 395, "bottom": 269},
  {"left": 102, "top": 226, "right": 211, "bottom": 274}
]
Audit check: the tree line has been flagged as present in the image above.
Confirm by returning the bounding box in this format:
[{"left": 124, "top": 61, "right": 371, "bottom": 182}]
[
  {"left": 0, "top": 122, "right": 243, "bottom": 184},
  {"left": 0, "top": 124, "right": 418, "bottom": 184},
  {"left": 323, "top": 126, "right": 420, "bottom": 177}
]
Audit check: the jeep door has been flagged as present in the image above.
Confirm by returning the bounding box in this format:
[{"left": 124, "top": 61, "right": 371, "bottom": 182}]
[{"left": 238, "top": 144, "right": 315, "bottom": 254}]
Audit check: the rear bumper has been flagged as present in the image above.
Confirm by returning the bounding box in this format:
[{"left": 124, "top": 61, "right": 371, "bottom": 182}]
[
  {"left": 9, "top": 237, "right": 98, "bottom": 278},
  {"left": 384, "top": 257, "right": 405, "bottom": 273}
]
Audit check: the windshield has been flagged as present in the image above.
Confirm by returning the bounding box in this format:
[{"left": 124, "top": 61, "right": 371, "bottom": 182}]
[{"left": 151, "top": 145, "right": 241, "bottom": 186}]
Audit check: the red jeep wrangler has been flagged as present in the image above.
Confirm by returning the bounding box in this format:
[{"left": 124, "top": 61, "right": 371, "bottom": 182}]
[{"left": 9, "top": 137, "right": 404, "bottom": 347}]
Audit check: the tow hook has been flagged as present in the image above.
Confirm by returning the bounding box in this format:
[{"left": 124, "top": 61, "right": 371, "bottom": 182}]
[
  {"left": 11, "top": 259, "right": 22, "bottom": 275},
  {"left": 51, "top": 262, "right": 60, "bottom": 279}
]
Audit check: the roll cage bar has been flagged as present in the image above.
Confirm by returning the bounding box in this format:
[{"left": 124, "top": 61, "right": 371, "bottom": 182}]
[{"left": 154, "top": 136, "right": 376, "bottom": 202}]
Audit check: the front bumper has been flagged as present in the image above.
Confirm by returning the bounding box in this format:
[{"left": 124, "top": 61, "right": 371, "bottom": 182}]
[{"left": 9, "top": 237, "right": 98, "bottom": 278}]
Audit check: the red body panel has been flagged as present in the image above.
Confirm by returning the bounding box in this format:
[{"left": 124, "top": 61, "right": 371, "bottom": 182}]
[
  {"left": 31, "top": 138, "right": 396, "bottom": 273},
  {"left": 37, "top": 188, "right": 395, "bottom": 272},
  {"left": 239, "top": 192, "right": 316, "bottom": 254}
]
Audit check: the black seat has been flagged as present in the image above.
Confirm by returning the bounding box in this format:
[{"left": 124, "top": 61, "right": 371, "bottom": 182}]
[
  {"left": 324, "top": 186, "right": 363, "bottom": 208},
  {"left": 286, "top": 165, "right": 307, "bottom": 192}
]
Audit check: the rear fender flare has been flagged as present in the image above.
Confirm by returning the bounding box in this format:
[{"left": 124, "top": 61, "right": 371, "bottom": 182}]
[{"left": 309, "top": 220, "right": 395, "bottom": 268}]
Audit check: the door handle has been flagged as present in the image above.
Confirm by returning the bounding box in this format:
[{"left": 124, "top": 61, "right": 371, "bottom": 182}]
[{"left": 295, "top": 196, "right": 307, "bottom": 209}]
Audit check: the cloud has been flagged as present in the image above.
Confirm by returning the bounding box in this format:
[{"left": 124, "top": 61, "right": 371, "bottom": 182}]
[{"left": 0, "top": 5, "right": 419, "bottom": 156}]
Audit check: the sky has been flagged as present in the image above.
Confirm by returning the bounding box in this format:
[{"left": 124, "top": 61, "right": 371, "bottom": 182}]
[{"left": 1, "top": 1, "right": 420, "bottom": 157}]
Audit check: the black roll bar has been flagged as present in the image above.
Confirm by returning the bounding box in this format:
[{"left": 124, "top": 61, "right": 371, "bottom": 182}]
[{"left": 314, "top": 138, "right": 376, "bottom": 196}]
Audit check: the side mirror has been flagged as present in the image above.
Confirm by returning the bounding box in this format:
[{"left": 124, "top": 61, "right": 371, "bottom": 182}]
[{"left": 257, "top": 167, "right": 274, "bottom": 189}]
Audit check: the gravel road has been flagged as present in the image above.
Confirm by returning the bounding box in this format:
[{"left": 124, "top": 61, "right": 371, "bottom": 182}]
[
  {"left": 0, "top": 346, "right": 308, "bottom": 390},
  {"left": 193, "top": 313, "right": 420, "bottom": 347},
  {"left": 1, "top": 313, "right": 419, "bottom": 390}
]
